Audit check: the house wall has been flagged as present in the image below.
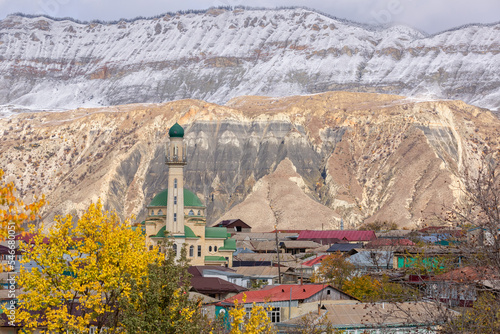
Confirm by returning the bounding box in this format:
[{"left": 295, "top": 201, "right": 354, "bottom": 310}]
[{"left": 304, "top": 287, "right": 352, "bottom": 303}]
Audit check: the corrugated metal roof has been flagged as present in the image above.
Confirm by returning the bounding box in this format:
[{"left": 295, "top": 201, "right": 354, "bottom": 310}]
[
  {"left": 323, "top": 301, "right": 451, "bottom": 327},
  {"left": 190, "top": 277, "right": 247, "bottom": 294},
  {"left": 302, "top": 255, "right": 330, "bottom": 267},
  {"left": 234, "top": 266, "right": 290, "bottom": 277},
  {"left": 223, "top": 284, "right": 333, "bottom": 304},
  {"left": 327, "top": 243, "right": 363, "bottom": 252},
  {"left": 298, "top": 230, "right": 377, "bottom": 242}
]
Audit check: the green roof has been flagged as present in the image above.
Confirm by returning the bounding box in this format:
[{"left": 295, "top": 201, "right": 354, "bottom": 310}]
[
  {"left": 149, "top": 188, "right": 204, "bottom": 208},
  {"left": 169, "top": 122, "right": 184, "bottom": 138},
  {"left": 204, "top": 256, "right": 227, "bottom": 262},
  {"left": 153, "top": 225, "right": 199, "bottom": 239},
  {"left": 184, "top": 226, "right": 198, "bottom": 238},
  {"left": 205, "top": 227, "right": 228, "bottom": 239},
  {"left": 219, "top": 238, "right": 236, "bottom": 251}
]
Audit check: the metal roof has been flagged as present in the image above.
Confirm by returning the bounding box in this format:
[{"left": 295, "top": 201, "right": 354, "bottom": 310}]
[
  {"left": 327, "top": 243, "right": 363, "bottom": 252},
  {"left": 298, "top": 230, "right": 377, "bottom": 242},
  {"left": 149, "top": 188, "right": 204, "bottom": 207},
  {"left": 222, "top": 284, "right": 335, "bottom": 304}
]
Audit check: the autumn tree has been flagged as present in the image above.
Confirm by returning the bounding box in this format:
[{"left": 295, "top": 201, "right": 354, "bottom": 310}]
[
  {"left": 0, "top": 169, "right": 45, "bottom": 241},
  {"left": 14, "top": 200, "right": 161, "bottom": 333},
  {"left": 312, "top": 251, "right": 355, "bottom": 290},
  {"left": 227, "top": 294, "right": 276, "bottom": 334},
  {"left": 120, "top": 242, "right": 206, "bottom": 333}
]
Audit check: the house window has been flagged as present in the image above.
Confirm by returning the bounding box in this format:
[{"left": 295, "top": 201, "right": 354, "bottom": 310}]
[
  {"left": 189, "top": 245, "right": 194, "bottom": 257},
  {"left": 189, "top": 210, "right": 194, "bottom": 216},
  {"left": 209, "top": 246, "right": 212, "bottom": 252},
  {"left": 173, "top": 244, "right": 177, "bottom": 255},
  {"left": 327, "top": 289, "right": 331, "bottom": 295},
  {"left": 214, "top": 246, "right": 218, "bottom": 252},
  {"left": 174, "top": 213, "right": 177, "bottom": 222},
  {"left": 198, "top": 245, "right": 202, "bottom": 257},
  {"left": 268, "top": 308, "right": 281, "bottom": 323},
  {"left": 174, "top": 196, "right": 177, "bottom": 205},
  {"left": 174, "top": 179, "right": 177, "bottom": 188}
]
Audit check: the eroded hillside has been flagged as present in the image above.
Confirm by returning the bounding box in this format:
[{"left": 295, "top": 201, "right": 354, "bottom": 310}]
[{"left": 0, "top": 92, "right": 497, "bottom": 230}]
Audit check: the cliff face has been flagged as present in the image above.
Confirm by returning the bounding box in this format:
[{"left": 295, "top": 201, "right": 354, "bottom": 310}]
[
  {"left": 1, "top": 8, "right": 500, "bottom": 113},
  {"left": 0, "top": 92, "right": 498, "bottom": 231}
]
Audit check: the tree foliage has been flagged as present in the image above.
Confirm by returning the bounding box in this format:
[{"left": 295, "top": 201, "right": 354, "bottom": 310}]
[
  {"left": 14, "top": 200, "right": 161, "bottom": 333},
  {"left": 0, "top": 169, "right": 45, "bottom": 241},
  {"left": 120, "top": 242, "right": 205, "bottom": 333},
  {"left": 312, "top": 252, "right": 355, "bottom": 289},
  {"left": 228, "top": 294, "right": 276, "bottom": 334}
]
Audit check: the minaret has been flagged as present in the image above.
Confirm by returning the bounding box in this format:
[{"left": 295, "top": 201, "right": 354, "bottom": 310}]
[{"left": 165, "top": 122, "right": 187, "bottom": 235}]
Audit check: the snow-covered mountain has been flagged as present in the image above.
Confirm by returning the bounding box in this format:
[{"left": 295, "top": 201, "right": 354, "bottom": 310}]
[{"left": 1, "top": 8, "right": 499, "bottom": 111}]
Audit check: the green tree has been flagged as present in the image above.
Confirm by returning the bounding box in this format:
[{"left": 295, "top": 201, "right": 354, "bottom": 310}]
[
  {"left": 312, "top": 252, "right": 355, "bottom": 289},
  {"left": 120, "top": 242, "right": 205, "bottom": 333}
]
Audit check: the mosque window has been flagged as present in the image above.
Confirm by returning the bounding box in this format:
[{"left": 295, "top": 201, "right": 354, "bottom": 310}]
[
  {"left": 198, "top": 245, "right": 202, "bottom": 257},
  {"left": 174, "top": 179, "right": 177, "bottom": 188},
  {"left": 173, "top": 244, "right": 177, "bottom": 255},
  {"left": 151, "top": 210, "right": 154, "bottom": 216},
  {"left": 158, "top": 209, "right": 163, "bottom": 215},
  {"left": 209, "top": 246, "right": 212, "bottom": 252},
  {"left": 174, "top": 196, "right": 177, "bottom": 205},
  {"left": 189, "top": 210, "right": 194, "bottom": 216},
  {"left": 197, "top": 210, "right": 201, "bottom": 216},
  {"left": 189, "top": 245, "right": 194, "bottom": 257},
  {"left": 174, "top": 213, "right": 177, "bottom": 222},
  {"left": 214, "top": 246, "right": 218, "bottom": 252}
]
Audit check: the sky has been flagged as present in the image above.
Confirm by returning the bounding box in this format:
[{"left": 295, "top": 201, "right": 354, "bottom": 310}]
[{"left": 0, "top": 0, "right": 499, "bottom": 34}]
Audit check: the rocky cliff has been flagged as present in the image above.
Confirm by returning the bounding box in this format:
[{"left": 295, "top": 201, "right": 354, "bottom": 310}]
[
  {"left": 0, "top": 92, "right": 497, "bottom": 231},
  {"left": 1, "top": 8, "right": 500, "bottom": 114}
]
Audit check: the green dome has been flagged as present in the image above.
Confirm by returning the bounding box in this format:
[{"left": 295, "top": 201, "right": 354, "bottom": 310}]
[
  {"left": 149, "top": 188, "right": 204, "bottom": 207},
  {"left": 168, "top": 122, "right": 184, "bottom": 138}
]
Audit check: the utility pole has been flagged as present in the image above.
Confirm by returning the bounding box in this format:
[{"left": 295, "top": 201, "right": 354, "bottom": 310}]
[{"left": 274, "top": 224, "right": 282, "bottom": 284}]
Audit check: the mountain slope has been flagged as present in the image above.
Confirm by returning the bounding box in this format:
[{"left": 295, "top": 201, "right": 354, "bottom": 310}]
[
  {"left": 1, "top": 8, "right": 500, "bottom": 112},
  {"left": 0, "top": 91, "right": 497, "bottom": 229}
]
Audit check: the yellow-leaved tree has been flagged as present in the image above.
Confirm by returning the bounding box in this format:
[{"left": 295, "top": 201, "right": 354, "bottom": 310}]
[
  {"left": 228, "top": 294, "right": 276, "bottom": 334},
  {"left": 0, "top": 169, "right": 45, "bottom": 240},
  {"left": 13, "top": 200, "right": 162, "bottom": 333}
]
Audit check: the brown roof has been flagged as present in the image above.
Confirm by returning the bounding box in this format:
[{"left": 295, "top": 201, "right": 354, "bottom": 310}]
[
  {"left": 430, "top": 266, "right": 500, "bottom": 283},
  {"left": 281, "top": 240, "right": 323, "bottom": 249},
  {"left": 234, "top": 266, "right": 291, "bottom": 278},
  {"left": 321, "top": 301, "right": 455, "bottom": 328},
  {"left": 190, "top": 277, "right": 247, "bottom": 295},
  {"left": 234, "top": 252, "right": 296, "bottom": 263}
]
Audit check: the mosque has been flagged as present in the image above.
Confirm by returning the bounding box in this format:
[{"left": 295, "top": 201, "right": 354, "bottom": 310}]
[{"left": 142, "top": 122, "right": 235, "bottom": 266}]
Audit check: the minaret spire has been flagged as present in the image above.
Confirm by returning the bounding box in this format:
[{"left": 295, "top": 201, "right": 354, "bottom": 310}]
[{"left": 165, "top": 122, "right": 187, "bottom": 235}]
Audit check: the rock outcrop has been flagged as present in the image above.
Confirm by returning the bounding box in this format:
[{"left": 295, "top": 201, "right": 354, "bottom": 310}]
[{"left": 0, "top": 92, "right": 498, "bottom": 230}]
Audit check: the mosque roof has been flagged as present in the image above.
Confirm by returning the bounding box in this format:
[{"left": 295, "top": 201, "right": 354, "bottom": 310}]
[{"left": 149, "top": 188, "right": 204, "bottom": 208}]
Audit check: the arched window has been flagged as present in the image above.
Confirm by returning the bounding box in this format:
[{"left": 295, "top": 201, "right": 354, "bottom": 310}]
[
  {"left": 189, "top": 245, "right": 194, "bottom": 257},
  {"left": 197, "top": 245, "right": 202, "bottom": 257},
  {"left": 151, "top": 210, "right": 155, "bottom": 216},
  {"left": 174, "top": 196, "right": 177, "bottom": 205},
  {"left": 173, "top": 244, "right": 177, "bottom": 255},
  {"left": 197, "top": 210, "right": 201, "bottom": 216},
  {"left": 174, "top": 213, "right": 177, "bottom": 222},
  {"left": 174, "top": 179, "right": 177, "bottom": 189},
  {"left": 208, "top": 246, "right": 212, "bottom": 252},
  {"left": 214, "top": 246, "right": 218, "bottom": 252},
  {"left": 158, "top": 209, "right": 163, "bottom": 215},
  {"left": 189, "top": 210, "right": 194, "bottom": 216}
]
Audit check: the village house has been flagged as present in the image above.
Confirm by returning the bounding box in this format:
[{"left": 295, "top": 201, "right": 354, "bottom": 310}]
[
  {"left": 218, "top": 284, "right": 357, "bottom": 323},
  {"left": 213, "top": 219, "right": 252, "bottom": 233}
]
